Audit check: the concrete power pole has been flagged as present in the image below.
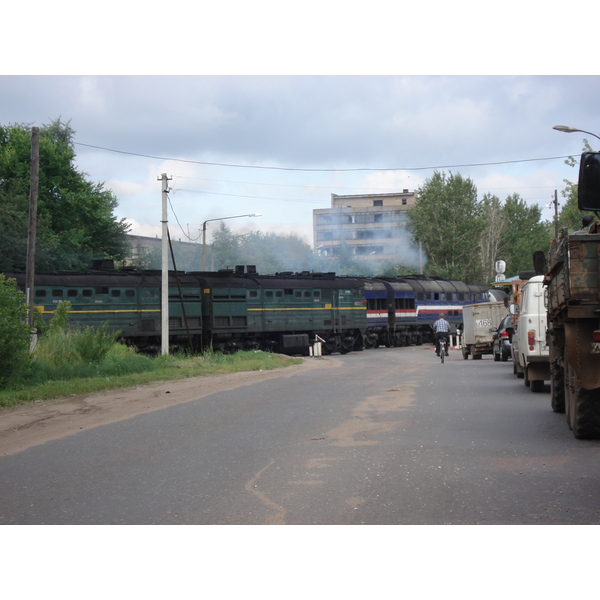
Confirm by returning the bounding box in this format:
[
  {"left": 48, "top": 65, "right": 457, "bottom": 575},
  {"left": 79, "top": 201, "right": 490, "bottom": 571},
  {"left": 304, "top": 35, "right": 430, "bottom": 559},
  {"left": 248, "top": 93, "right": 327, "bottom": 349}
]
[
  {"left": 26, "top": 127, "right": 40, "bottom": 328},
  {"left": 159, "top": 173, "right": 172, "bottom": 355}
]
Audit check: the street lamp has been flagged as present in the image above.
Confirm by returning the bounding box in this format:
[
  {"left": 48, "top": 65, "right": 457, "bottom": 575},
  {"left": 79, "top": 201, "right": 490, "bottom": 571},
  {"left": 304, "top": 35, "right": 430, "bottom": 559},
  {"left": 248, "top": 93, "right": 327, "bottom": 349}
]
[
  {"left": 201, "top": 213, "right": 261, "bottom": 270},
  {"left": 553, "top": 125, "right": 600, "bottom": 142}
]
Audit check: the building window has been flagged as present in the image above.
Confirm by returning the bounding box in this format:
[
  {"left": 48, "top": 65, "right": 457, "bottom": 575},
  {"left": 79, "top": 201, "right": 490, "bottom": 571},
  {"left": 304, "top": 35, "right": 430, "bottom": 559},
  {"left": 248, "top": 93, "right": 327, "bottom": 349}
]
[{"left": 373, "top": 200, "right": 383, "bottom": 206}]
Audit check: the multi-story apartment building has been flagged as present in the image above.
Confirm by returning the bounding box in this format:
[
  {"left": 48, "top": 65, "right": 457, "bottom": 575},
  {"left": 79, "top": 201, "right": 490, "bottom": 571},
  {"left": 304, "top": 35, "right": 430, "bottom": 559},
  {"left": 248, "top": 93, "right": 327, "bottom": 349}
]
[{"left": 313, "top": 190, "right": 417, "bottom": 261}]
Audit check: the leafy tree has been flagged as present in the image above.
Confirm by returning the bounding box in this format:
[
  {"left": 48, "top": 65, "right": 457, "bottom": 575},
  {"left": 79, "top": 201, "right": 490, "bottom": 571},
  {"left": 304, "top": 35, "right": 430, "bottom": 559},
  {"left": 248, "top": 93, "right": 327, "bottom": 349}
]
[
  {"left": 408, "top": 171, "right": 485, "bottom": 283},
  {"left": 556, "top": 140, "right": 598, "bottom": 235},
  {"left": 501, "top": 193, "right": 551, "bottom": 275},
  {"left": 0, "top": 118, "right": 131, "bottom": 271},
  {"left": 0, "top": 274, "right": 31, "bottom": 388}
]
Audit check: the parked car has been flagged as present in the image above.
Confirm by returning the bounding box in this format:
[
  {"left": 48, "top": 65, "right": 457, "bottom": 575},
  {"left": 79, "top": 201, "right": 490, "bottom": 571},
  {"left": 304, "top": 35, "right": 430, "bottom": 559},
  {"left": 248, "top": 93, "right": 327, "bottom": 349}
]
[{"left": 491, "top": 314, "right": 514, "bottom": 362}]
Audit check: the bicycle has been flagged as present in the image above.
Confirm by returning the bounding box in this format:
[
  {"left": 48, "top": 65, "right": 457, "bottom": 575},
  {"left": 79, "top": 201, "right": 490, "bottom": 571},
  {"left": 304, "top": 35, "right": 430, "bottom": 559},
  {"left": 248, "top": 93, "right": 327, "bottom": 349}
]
[{"left": 439, "top": 335, "right": 447, "bottom": 364}]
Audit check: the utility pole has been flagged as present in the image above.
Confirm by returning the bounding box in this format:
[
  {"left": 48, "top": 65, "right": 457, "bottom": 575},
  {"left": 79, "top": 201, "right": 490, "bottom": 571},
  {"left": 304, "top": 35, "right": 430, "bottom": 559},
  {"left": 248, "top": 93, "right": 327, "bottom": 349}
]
[
  {"left": 553, "top": 190, "right": 559, "bottom": 239},
  {"left": 26, "top": 127, "right": 40, "bottom": 328},
  {"left": 159, "top": 173, "right": 172, "bottom": 355}
]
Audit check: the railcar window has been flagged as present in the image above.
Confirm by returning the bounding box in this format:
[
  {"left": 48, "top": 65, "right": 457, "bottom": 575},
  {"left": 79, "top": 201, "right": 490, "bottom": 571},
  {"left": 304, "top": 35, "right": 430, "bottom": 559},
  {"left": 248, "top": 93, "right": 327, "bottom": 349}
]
[
  {"left": 304, "top": 291, "right": 311, "bottom": 298},
  {"left": 35, "top": 289, "right": 46, "bottom": 298},
  {"left": 458, "top": 293, "right": 464, "bottom": 301},
  {"left": 285, "top": 289, "right": 294, "bottom": 296},
  {"left": 68, "top": 289, "right": 77, "bottom": 297},
  {"left": 321, "top": 288, "right": 332, "bottom": 300},
  {"left": 52, "top": 289, "right": 63, "bottom": 297},
  {"left": 433, "top": 293, "right": 439, "bottom": 301},
  {"left": 96, "top": 287, "right": 109, "bottom": 295},
  {"left": 126, "top": 290, "right": 135, "bottom": 298},
  {"left": 417, "top": 293, "right": 424, "bottom": 301},
  {"left": 295, "top": 291, "right": 302, "bottom": 298},
  {"left": 266, "top": 291, "right": 273, "bottom": 298},
  {"left": 111, "top": 290, "right": 121, "bottom": 298},
  {"left": 82, "top": 289, "right": 93, "bottom": 297},
  {"left": 276, "top": 291, "right": 283, "bottom": 298},
  {"left": 249, "top": 290, "right": 258, "bottom": 298},
  {"left": 313, "top": 290, "right": 321, "bottom": 298}
]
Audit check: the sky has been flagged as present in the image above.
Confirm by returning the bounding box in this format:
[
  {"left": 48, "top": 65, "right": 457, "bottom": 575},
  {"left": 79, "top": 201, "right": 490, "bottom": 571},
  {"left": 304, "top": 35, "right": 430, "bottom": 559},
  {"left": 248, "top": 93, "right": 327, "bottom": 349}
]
[
  {"left": 4, "top": 74, "right": 599, "bottom": 249},
  {"left": 3, "top": 4, "right": 599, "bottom": 256}
]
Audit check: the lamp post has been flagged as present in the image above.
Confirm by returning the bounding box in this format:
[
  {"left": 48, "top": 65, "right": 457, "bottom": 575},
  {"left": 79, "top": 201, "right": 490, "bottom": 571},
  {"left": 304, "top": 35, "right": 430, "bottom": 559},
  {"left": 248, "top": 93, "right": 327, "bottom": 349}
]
[
  {"left": 201, "top": 213, "right": 261, "bottom": 270},
  {"left": 553, "top": 125, "right": 600, "bottom": 142}
]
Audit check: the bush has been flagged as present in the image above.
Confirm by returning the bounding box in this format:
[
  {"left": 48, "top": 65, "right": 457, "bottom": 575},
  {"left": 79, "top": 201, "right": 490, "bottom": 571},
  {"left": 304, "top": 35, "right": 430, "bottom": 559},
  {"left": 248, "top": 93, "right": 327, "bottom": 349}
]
[{"left": 0, "top": 274, "right": 32, "bottom": 388}]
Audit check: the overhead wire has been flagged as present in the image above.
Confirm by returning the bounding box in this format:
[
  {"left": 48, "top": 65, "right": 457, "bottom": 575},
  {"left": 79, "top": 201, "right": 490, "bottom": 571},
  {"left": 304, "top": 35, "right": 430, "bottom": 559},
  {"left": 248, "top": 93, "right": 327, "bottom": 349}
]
[{"left": 75, "top": 141, "right": 572, "bottom": 173}]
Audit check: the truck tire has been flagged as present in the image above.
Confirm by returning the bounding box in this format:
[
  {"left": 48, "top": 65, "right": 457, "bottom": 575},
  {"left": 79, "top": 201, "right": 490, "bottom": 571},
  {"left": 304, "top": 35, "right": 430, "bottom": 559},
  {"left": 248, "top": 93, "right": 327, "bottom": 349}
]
[
  {"left": 566, "top": 362, "right": 600, "bottom": 439},
  {"left": 462, "top": 347, "right": 469, "bottom": 359},
  {"left": 550, "top": 361, "right": 565, "bottom": 413}
]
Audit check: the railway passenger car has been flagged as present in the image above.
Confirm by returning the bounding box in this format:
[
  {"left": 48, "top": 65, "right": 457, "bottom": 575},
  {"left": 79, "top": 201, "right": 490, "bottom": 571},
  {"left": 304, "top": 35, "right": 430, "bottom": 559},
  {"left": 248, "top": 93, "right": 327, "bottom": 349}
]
[{"left": 362, "top": 275, "right": 489, "bottom": 348}]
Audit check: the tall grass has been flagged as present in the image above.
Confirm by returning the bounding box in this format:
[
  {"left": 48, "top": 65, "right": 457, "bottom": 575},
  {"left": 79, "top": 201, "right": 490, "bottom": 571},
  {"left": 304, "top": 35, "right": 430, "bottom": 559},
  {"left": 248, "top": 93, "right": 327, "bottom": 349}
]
[{"left": 0, "top": 299, "right": 303, "bottom": 407}]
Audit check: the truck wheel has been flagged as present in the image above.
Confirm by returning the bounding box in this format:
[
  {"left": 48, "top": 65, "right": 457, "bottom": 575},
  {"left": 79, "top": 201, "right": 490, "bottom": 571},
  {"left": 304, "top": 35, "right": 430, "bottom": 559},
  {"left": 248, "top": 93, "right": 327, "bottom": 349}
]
[
  {"left": 566, "top": 362, "right": 600, "bottom": 439},
  {"left": 550, "top": 361, "right": 565, "bottom": 413},
  {"left": 462, "top": 347, "right": 469, "bottom": 359}
]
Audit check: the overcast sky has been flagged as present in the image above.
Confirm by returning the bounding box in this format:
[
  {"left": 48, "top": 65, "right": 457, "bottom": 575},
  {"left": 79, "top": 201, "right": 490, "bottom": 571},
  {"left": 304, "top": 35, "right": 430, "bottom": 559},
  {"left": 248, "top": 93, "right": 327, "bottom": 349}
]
[{"left": 3, "top": 6, "right": 599, "bottom": 247}]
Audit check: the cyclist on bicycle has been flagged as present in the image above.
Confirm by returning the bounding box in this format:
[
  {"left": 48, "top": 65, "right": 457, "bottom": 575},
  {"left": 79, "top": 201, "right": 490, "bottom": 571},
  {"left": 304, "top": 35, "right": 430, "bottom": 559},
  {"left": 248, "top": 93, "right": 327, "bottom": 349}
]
[{"left": 433, "top": 313, "right": 450, "bottom": 357}]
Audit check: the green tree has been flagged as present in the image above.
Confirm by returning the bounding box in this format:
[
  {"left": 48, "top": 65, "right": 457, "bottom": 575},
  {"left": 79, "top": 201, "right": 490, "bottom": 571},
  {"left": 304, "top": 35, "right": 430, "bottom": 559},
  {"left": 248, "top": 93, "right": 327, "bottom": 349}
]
[
  {"left": 556, "top": 140, "right": 598, "bottom": 235},
  {"left": 0, "top": 274, "right": 31, "bottom": 388},
  {"left": 0, "top": 119, "right": 131, "bottom": 271},
  {"left": 408, "top": 171, "right": 485, "bottom": 283},
  {"left": 501, "top": 193, "right": 551, "bottom": 275}
]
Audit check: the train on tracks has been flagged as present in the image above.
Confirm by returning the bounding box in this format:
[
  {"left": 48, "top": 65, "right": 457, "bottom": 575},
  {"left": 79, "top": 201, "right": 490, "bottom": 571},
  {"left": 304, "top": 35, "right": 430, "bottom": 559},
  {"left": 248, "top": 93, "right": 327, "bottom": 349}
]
[{"left": 4, "top": 263, "right": 492, "bottom": 355}]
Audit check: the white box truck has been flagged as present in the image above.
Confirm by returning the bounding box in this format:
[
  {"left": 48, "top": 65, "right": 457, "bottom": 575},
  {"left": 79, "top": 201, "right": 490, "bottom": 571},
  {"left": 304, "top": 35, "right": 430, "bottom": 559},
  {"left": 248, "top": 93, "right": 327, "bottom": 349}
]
[{"left": 461, "top": 301, "right": 507, "bottom": 360}]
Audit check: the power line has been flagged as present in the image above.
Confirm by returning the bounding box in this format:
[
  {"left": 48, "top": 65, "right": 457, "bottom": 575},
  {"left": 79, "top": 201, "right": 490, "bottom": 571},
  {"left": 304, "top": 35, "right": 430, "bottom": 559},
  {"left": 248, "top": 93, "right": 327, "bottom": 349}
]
[{"left": 75, "top": 141, "right": 572, "bottom": 173}]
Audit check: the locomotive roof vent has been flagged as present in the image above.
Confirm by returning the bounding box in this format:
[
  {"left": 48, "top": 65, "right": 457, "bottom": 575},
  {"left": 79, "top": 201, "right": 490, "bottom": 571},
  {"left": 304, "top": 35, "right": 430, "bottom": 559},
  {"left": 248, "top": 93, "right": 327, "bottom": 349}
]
[
  {"left": 247, "top": 265, "right": 257, "bottom": 275},
  {"left": 92, "top": 259, "right": 115, "bottom": 270},
  {"left": 235, "top": 265, "right": 245, "bottom": 275}
]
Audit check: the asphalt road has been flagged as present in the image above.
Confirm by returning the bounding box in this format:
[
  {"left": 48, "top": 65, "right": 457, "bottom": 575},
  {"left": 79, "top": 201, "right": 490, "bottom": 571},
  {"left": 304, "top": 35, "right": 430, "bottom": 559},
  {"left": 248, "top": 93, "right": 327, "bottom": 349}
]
[{"left": 2, "top": 345, "right": 600, "bottom": 525}]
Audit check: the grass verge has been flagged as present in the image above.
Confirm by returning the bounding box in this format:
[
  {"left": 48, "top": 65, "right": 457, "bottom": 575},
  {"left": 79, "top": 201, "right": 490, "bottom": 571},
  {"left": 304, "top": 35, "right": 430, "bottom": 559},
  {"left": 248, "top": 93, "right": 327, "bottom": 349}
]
[{"left": 0, "top": 350, "right": 303, "bottom": 408}]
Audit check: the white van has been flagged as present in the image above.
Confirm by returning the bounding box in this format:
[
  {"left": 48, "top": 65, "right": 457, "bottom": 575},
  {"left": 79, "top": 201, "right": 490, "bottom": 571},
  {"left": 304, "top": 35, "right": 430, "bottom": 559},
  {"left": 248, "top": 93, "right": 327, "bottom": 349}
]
[{"left": 511, "top": 275, "right": 550, "bottom": 392}]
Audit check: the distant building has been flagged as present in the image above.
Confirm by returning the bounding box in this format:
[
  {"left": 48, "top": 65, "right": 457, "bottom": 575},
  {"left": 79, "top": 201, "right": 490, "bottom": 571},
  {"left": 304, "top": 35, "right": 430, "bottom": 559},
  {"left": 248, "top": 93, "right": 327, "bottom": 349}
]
[
  {"left": 313, "top": 190, "right": 417, "bottom": 261},
  {"left": 125, "top": 234, "right": 201, "bottom": 269}
]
